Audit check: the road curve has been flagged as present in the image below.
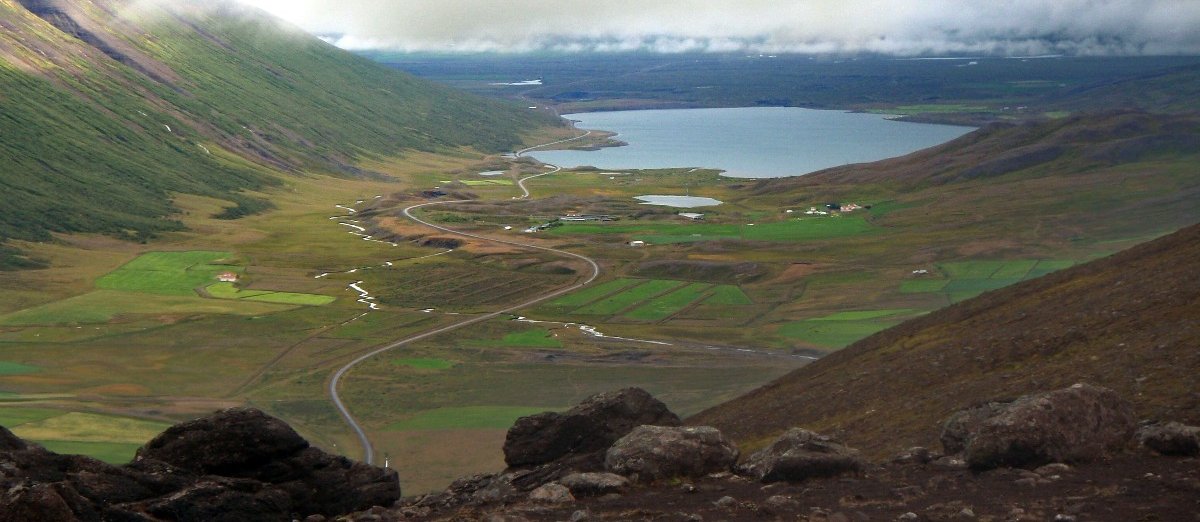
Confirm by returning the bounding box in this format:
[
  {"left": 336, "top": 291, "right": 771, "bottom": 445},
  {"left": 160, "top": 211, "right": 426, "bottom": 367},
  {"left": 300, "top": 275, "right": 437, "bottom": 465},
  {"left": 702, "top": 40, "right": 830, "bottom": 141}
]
[
  {"left": 328, "top": 201, "right": 600, "bottom": 465},
  {"left": 515, "top": 130, "right": 590, "bottom": 198}
]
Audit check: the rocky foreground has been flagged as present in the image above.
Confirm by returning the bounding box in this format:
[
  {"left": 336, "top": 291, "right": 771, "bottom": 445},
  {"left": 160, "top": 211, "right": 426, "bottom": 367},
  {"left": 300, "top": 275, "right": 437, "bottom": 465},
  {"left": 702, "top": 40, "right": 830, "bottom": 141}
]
[{"left": 4, "top": 386, "right": 1197, "bottom": 521}]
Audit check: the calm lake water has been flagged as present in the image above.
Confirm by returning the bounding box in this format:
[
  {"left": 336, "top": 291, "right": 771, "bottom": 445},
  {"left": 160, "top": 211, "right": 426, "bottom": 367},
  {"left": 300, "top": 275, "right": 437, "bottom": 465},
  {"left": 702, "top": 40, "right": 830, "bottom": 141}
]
[
  {"left": 634, "top": 195, "right": 723, "bottom": 208},
  {"left": 529, "top": 107, "right": 973, "bottom": 178}
]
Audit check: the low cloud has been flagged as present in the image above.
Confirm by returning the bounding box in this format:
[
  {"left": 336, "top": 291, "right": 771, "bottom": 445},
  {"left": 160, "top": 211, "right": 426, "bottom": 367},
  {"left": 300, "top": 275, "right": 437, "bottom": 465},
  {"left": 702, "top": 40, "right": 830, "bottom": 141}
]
[{"left": 237, "top": 0, "right": 1200, "bottom": 56}]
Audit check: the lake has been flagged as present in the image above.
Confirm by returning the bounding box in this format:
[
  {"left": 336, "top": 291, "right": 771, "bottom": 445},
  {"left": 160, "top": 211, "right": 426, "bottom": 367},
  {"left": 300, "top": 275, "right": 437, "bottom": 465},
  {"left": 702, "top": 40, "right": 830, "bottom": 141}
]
[
  {"left": 635, "top": 195, "right": 723, "bottom": 208},
  {"left": 528, "top": 107, "right": 973, "bottom": 178}
]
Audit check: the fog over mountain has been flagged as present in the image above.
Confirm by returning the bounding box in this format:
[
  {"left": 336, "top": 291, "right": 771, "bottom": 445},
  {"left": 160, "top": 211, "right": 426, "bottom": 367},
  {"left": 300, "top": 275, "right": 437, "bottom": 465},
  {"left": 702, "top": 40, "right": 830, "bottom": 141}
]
[{"left": 235, "top": 0, "right": 1200, "bottom": 56}]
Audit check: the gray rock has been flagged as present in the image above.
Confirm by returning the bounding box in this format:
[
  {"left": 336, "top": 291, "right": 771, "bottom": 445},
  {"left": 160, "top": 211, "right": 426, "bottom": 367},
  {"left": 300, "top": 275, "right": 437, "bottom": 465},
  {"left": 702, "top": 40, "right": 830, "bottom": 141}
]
[
  {"left": 503, "top": 388, "right": 680, "bottom": 468},
  {"left": 940, "top": 402, "right": 1008, "bottom": 455},
  {"left": 740, "top": 428, "right": 863, "bottom": 483},
  {"left": 528, "top": 483, "right": 574, "bottom": 503},
  {"left": 946, "top": 384, "right": 1135, "bottom": 470},
  {"left": 605, "top": 426, "right": 738, "bottom": 482},
  {"left": 891, "top": 446, "right": 937, "bottom": 464},
  {"left": 713, "top": 495, "right": 738, "bottom": 508},
  {"left": 558, "top": 472, "right": 628, "bottom": 496},
  {"left": 1137, "top": 421, "right": 1200, "bottom": 456}
]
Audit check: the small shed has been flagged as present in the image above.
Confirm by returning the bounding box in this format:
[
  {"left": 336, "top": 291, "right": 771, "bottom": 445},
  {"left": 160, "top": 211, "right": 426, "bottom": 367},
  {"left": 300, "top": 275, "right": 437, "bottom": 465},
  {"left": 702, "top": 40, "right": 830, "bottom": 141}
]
[{"left": 217, "top": 272, "right": 239, "bottom": 282}]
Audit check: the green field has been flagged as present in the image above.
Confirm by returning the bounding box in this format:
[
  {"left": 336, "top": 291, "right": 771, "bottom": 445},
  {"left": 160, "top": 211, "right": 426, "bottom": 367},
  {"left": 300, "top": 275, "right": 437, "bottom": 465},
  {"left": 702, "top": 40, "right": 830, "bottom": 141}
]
[
  {"left": 2, "top": 409, "right": 171, "bottom": 464},
  {"left": 574, "top": 279, "right": 687, "bottom": 315},
  {"left": 0, "top": 361, "right": 39, "bottom": 376},
  {"left": 779, "top": 309, "right": 918, "bottom": 348},
  {"left": 551, "top": 216, "right": 874, "bottom": 244},
  {"left": 624, "top": 283, "right": 714, "bottom": 321},
  {"left": 547, "top": 279, "right": 641, "bottom": 308},
  {"left": 96, "top": 251, "right": 238, "bottom": 296},
  {"left": 386, "top": 405, "right": 554, "bottom": 430},
  {"left": 393, "top": 358, "right": 456, "bottom": 370},
  {"left": 900, "top": 259, "right": 1076, "bottom": 302},
  {"left": 204, "top": 282, "right": 335, "bottom": 306},
  {"left": 0, "top": 290, "right": 293, "bottom": 326},
  {"left": 705, "top": 285, "right": 753, "bottom": 305},
  {"left": 491, "top": 329, "right": 563, "bottom": 348}
]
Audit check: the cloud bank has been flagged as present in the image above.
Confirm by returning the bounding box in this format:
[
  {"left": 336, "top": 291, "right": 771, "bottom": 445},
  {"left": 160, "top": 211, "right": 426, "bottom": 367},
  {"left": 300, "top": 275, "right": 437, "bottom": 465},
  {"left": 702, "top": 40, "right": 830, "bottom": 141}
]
[{"left": 236, "top": 0, "right": 1200, "bottom": 56}]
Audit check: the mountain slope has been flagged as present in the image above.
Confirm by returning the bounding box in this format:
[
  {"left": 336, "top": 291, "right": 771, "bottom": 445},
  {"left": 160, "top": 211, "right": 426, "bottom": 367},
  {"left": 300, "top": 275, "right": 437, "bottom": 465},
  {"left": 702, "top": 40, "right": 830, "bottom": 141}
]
[
  {"left": 690, "top": 222, "right": 1200, "bottom": 457},
  {"left": 0, "top": 0, "right": 556, "bottom": 262}
]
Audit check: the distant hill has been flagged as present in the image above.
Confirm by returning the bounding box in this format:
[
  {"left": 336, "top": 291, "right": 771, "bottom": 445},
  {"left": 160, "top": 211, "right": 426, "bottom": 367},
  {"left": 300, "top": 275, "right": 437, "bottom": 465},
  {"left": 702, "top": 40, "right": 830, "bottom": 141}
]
[
  {"left": 0, "top": 0, "right": 556, "bottom": 266},
  {"left": 690, "top": 222, "right": 1200, "bottom": 457}
]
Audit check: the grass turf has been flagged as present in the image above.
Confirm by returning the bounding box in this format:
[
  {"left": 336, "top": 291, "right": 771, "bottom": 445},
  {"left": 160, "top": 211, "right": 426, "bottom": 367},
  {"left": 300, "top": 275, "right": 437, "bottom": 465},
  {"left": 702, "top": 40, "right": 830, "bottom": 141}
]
[
  {"left": 705, "top": 285, "right": 753, "bottom": 305},
  {"left": 624, "top": 283, "right": 714, "bottom": 321},
  {"left": 552, "top": 216, "right": 873, "bottom": 244},
  {"left": 205, "top": 283, "right": 335, "bottom": 306},
  {"left": 393, "top": 358, "right": 456, "bottom": 370},
  {"left": 547, "top": 278, "right": 641, "bottom": 308},
  {"left": 96, "top": 251, "right": 237, "bottom": 296},
  {"left": 0, "top": 290, "right": 292, "bottom": 326},
  {"left": 779, "top": 309, "right": 919, "bottom": 348},
  {"left": 0, "top": 361, "right": 39, "bottom": 376},
  {"left": 385, "top": 406, "right": 554, "bottom": 431},
  {"left": 573, "top": 279, "right": 687, "bottom": 315}
]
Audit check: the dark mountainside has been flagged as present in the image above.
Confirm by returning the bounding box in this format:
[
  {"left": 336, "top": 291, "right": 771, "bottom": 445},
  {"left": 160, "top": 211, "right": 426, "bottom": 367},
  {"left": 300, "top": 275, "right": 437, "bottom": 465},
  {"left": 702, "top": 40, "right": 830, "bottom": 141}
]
[
  {"left": 0, "top": 0, "right": 556, "bottom": 266},
  {"left": 690, "top": 222, "right": 1200, "bottom": 457}
]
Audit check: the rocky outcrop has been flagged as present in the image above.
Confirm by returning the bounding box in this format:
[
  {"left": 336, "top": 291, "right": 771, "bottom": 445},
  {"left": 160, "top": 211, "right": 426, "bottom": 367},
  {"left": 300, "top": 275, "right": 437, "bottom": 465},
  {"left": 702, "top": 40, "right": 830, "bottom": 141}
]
[
  {"left": 504, "top": 387, "right": 681, "bottom": 469},
  {"left": 740, "top": 428, "right": 864, "bottom": 483},
  {"left": 558, "top": 472, "right": 629, "bottom": 497},
  {"left": 1137, "top": 421, "right": 1200, "bottom": 456},
  {"left": 941, "top": 383, "right": 1136, "bottom": 470},
  {"left": 0, "top": 408, "right": 400, "bottom": 521},
  {"left": 605, "top": 426, "right": 738, "bottom": 482}
]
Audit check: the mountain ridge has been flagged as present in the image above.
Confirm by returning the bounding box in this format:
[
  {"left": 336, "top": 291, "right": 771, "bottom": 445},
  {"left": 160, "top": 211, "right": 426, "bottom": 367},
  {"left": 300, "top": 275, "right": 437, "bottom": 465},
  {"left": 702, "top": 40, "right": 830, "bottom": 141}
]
[{"left": 0, "top": 0, "right": 557, "bottom": 266}]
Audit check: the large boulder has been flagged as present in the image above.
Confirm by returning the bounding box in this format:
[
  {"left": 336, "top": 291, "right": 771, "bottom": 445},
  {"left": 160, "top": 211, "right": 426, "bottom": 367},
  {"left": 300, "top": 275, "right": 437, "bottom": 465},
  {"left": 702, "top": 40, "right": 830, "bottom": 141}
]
[
  {"left": 740, "top": 428, "right": 864, "bottom": 483},
  {"left": 604, "top": 425, "right": 738, "bottom": 482},
  {"left": 503, "top": 388, "right": 681, "bottom": 469},
  {"left": 137, "top": 407, "right": 400, "bottom": 516},
  {"left": 1137, "top": 422, "right": 1200, "bottom": 456},
  {"left": 946, "top": 383, "right": 1136, "bottom": 470},
  {"left": 136, "top": 407, "right": 310, "bottom": 476},
  {"left": 0, "top": 408, "right": 400, "bottom": 521}
]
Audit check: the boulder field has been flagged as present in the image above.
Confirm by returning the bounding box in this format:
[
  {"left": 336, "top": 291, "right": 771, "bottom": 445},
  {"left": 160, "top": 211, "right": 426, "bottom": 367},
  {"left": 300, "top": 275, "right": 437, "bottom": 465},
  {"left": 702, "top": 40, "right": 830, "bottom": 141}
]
[{"left": 2, "top": 385, "right": 1197, "bottom": 521}]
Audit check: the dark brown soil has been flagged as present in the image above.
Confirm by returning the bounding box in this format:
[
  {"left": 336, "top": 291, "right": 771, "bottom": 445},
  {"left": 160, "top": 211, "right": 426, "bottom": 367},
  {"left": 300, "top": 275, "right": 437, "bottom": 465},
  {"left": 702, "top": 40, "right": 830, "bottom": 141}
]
[{"left": 396, "top": 453, "right": 1200, "bottom": 521}]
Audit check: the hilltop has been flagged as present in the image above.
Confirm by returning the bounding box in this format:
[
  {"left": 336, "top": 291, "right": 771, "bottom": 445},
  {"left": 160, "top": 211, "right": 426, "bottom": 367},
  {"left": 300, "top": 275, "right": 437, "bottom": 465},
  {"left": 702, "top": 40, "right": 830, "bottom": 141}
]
[
  {"left": 690, "top": 221, "right": 1200, "bottom": 457},
  {"left": 0, "top": 0, "right": 556, "bottom": 266}
]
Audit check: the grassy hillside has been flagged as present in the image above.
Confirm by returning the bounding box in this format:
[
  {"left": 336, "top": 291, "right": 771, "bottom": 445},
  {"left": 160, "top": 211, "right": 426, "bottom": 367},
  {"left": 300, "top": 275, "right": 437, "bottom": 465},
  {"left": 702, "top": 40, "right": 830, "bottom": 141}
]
[
  {"left": 690, "top": 222, "right": 1200, "bottom": 457},
  {"left": 0, "top": 0, "right": 556, "bottom": 265}
]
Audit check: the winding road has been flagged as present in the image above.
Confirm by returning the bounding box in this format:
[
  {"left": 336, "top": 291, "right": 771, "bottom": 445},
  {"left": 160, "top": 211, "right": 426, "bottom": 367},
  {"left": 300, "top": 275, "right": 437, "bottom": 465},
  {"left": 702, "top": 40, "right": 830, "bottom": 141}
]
[{"left": 328, "top": 131, "right": 598, "bottom": 465}]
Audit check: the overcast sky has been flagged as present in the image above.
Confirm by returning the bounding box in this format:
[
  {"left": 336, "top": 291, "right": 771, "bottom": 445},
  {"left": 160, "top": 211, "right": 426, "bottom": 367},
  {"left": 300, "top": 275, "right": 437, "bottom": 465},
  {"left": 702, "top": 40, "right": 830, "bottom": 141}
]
[{"left": 234, "top": 0, "right": 1200, "bottom": 56}]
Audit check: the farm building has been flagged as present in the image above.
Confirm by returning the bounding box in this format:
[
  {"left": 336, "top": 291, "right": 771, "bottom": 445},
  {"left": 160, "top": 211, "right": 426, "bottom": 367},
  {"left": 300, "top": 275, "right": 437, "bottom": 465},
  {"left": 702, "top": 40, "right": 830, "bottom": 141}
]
[{"left": 217, "top": 272, "right": 239, "bottom": 282}]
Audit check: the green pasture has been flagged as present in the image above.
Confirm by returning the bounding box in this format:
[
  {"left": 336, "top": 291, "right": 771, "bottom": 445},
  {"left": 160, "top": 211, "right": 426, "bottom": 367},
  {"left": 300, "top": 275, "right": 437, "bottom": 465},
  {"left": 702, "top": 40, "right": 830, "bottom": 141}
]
[
  {"left": 0, "top": 361, "right": 39, "bottom": 376},
  {"left": 490, "top": 329, "right": 563, "bottom": 348},
  {"left": 624, "top": 283, "right": 713, "bottom": 321},
  {"left": 0, "top": 290, "right": 293, "bottom": 326},
  {"left": 779, "top": 309, "right": 919, "bottom": 349},
  {"left": 96, "top": 251, "right": 237, "bottom": 295},
  {"left": 547, "top": 279, "right": 641, "bottom": 308},
  {"left": 574, "top": 279, "right": 686, "bottom": 315},
  {"left": 36, "top": 440, "right": 144, "bottom": 464},
  {"left": 204, "top": 282, "right": 335, "bottom": 306},
  {"left": 550, "top": 216, "right": 873, "bottom": 244},
  {"left": 2, "top": 409, "right": 171, "bottom": 464},
  {"left": 900, "top": 259, "right": 1076, "bottom": 302},
  {"left": 393, "top": 358, "right": 456, "bottom": 370},
  {"left": 705, "top": 285, "right": 753, "bottom": 305},
  {"left": 385, "top": 405, "right": 554, "bottom": 431}
]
